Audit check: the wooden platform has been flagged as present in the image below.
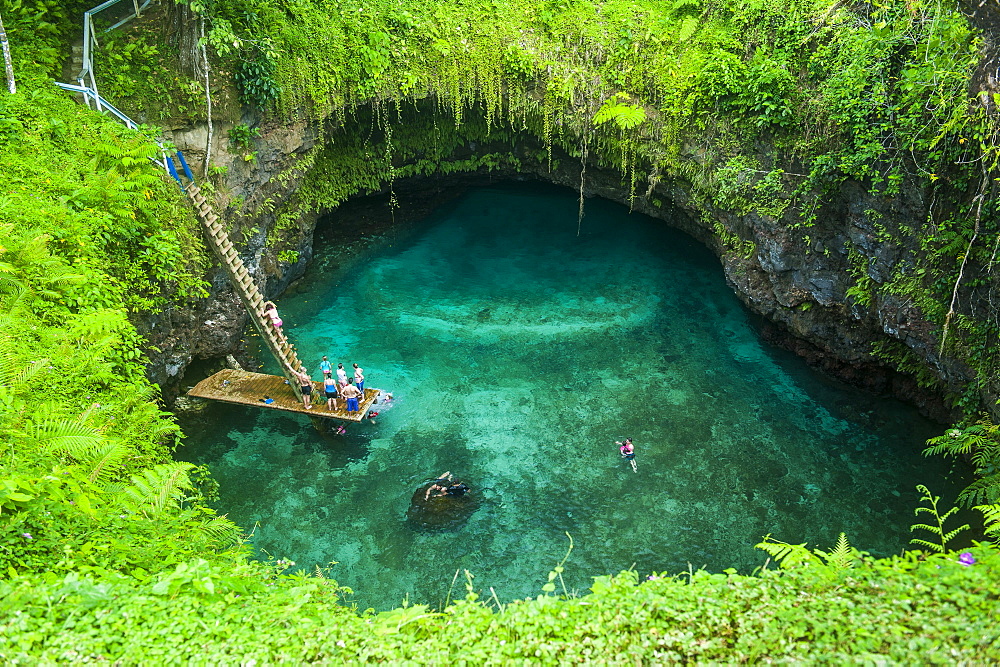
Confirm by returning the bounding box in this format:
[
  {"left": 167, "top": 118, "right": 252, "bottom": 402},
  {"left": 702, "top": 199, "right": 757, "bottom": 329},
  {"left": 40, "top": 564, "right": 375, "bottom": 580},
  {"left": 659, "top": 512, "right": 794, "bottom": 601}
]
[{"left": 188, "top": 368, "right": 382, "bottom": 422}]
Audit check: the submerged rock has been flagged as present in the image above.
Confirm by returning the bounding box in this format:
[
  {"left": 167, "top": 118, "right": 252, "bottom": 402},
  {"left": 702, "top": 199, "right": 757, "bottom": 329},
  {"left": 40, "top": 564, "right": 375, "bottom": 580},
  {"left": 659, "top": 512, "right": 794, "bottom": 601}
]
[{"left": 406, "top": 484, "right": 480, "bottom": 532}]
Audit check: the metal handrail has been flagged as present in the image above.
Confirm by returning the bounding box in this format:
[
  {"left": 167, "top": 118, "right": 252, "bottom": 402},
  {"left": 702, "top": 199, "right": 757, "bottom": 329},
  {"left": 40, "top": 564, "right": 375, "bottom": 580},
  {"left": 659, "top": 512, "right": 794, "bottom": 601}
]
[
  {"left": 58, "top": 0, "right": 172, "bottom": 173},
  {"left": 77, "top": 0, "right": 155, "bottom": 111},
  {"left": 54, "top": 82, "right": 137, "bottom": 129}
]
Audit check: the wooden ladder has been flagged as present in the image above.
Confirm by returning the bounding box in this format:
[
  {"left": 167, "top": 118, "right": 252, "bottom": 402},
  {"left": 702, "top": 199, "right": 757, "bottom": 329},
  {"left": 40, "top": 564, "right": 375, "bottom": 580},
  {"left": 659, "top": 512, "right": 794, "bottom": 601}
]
[{"left": 186, "top": 185, "right": 305, "bottom": 400}]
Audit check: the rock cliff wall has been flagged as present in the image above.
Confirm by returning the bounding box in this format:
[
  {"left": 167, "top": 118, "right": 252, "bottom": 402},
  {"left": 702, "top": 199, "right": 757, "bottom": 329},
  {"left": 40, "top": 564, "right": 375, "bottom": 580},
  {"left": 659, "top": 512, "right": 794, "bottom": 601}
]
[{"left": 146, "top": 110, "right": 974, "bottom": 422}]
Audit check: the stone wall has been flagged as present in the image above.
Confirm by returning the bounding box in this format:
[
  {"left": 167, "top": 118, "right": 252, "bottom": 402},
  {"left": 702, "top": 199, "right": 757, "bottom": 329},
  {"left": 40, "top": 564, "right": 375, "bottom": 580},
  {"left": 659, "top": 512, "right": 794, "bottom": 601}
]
[{"left": 145, "top": 111, "right": 971, "bottom": 422}]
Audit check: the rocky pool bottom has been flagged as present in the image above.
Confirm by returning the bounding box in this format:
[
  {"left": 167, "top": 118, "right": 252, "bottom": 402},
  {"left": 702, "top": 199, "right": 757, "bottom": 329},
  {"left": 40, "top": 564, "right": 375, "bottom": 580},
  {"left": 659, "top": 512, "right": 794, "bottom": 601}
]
[{"left": 177, "top": 183, "right": 970, "bottom": 611}]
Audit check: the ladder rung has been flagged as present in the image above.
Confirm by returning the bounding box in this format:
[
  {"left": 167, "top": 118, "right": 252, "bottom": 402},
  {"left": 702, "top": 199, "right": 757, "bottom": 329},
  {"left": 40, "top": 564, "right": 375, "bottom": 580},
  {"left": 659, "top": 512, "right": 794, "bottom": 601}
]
[
  {"left": 193, "top": 195, "right": 206, "bottom": 206},
  {"left": 206, "top": 214, "right": 218, "bottom": 224}
]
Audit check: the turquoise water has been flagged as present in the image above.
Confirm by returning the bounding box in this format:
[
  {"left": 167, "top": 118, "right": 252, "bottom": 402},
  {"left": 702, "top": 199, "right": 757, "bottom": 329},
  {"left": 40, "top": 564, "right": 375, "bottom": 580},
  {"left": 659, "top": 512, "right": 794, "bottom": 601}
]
[{"left": 178, "top": 183, "right": 968, "bottom": 611}]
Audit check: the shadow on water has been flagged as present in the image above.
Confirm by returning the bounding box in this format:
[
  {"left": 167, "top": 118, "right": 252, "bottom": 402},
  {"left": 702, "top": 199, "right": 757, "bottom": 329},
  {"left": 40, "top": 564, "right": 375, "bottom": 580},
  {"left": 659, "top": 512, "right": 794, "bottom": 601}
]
[{"left": 177, "top": 182, "right": 972, "bottom": 611}]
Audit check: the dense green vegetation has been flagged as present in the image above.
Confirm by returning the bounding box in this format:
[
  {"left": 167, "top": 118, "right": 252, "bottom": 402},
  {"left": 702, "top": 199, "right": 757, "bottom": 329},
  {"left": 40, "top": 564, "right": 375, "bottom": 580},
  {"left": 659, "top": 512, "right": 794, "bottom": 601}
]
[
  {"left": 171, "top": 0, "right": 999, "bottom": 410},
  {"left": 3, "top": 546, "right": 999, "bottom": 661},
  {"left": 2, "top": 0, "right": 1000, "bottom": 660}
]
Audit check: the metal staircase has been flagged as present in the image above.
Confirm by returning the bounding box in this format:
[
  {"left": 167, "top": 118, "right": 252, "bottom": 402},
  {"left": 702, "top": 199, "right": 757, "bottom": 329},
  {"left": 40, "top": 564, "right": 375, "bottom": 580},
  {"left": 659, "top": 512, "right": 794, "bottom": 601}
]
[{"left": 185, "top": 184, "right": 305, "bottom": 400}]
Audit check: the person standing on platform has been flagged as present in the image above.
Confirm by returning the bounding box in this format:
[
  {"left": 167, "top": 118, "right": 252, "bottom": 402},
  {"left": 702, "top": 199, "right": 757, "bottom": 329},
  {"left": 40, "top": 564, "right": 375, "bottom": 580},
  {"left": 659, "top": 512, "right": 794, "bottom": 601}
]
[
  {"left": 319, "top": 356, "right": 333, "bottom": 379},
  {"left": 323, "top": 374, "right": 338, "bottom": 411},
  {"left": 291, "top": 367, "right": 314, "bottom": 409},
  {"left": 341, "top": 378, "right": 363, "bottom": 413},
  {"left": 353, "top": 362, "right": 365, "bottom": 392},
  {"left": 336, "top": 362, "right": 348, "bottom": 387}
]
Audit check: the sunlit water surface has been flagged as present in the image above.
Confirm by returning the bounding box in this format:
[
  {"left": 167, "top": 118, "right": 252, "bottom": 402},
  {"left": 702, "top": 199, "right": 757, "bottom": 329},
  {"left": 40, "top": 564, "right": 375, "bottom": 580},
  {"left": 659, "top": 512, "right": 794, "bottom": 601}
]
[{"left": 178, "top": 184, "right": 967, "bottom": 611}]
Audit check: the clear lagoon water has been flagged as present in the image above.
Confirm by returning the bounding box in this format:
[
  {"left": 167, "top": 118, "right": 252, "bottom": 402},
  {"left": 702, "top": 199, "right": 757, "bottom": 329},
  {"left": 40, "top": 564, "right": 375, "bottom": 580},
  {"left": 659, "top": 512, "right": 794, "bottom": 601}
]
[{"left": 177, "top": 183, "right": 969, "bottom": 611}]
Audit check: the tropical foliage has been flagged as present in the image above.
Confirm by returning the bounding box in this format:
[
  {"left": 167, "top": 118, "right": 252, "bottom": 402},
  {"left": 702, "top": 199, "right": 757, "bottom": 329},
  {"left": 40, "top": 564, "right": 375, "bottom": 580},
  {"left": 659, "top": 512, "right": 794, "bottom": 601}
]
[
  {"left": 926, "top": 418, "right": 1000, "bottom": 507},
  {"left": 1, "top": 544, "right": 999, "bottom": 662},
  {"left": 1, "top": 0, "right": 1000, "bottom": 661}
]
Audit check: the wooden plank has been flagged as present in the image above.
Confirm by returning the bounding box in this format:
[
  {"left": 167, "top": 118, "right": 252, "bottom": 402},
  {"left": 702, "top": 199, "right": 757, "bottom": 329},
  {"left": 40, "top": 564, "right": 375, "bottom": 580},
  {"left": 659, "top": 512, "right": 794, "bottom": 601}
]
[{"left": 187, "top": 368, "right": 382, "bottom": 423}]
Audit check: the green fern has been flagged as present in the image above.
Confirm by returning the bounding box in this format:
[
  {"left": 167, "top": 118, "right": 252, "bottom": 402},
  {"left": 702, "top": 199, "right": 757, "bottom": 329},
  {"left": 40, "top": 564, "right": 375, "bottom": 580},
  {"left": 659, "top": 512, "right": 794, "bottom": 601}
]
[
  {"left": 32, "top": 419, "right": 106, "bottom": 454},
  {"left": 925, "top": 424, "right": 990, "bottom": 457},
  {"left": 82, "top": 441, "right": 131, "bottom": 486},
  {"left": 818, "top": 533, "right": 856, "bottom": 570},
  {"left": 593, "top": 95, "right": 647, "bottom": 131},
  {"left": 974, "top": 503, "right": 1000, "bottom": 539},
  {"left": 0, "top": 355, "right": 48, "bottom": 390},
  {"left": 924, "top": 420, "right": 1000, "bottom": 507},
  {"left": 756, "top": 533, "right": 858, "bottom": 570},
  {"left": 115, "top": 462, "right": 197, "bottom": 517},
  {"left": 958, "top": 473, "right": 1000, "bottom": 506},
  {"left": 195, "top": 513, "right": 243, "bottom": 550},
  {"left": 755, "top": 535, "right": 820, "bottom": 569},
  {"left": 910, "top": 484, "right": 970, "bottom": 553}
]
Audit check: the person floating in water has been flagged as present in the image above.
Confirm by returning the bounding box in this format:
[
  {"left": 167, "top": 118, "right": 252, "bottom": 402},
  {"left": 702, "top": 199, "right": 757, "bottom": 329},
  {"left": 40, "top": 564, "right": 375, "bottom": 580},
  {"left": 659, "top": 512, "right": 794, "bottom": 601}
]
[
  {"left": 340, "top": 377, "right": 363, "bottom": 412},
  {"left": 616, "top": 437, "right": 637, "bottom": 472},
  {"left": 424, "top": 472, "right": 471, "bottom": 500},
  {"left": 424, "top": 472, "right": 452, "bottom": 500},
  {"left": 290, "top": 366, "right": 313, "bottom": 409},
  {"left": 445, "top": 480, "right": 470, "bottom": 497}
]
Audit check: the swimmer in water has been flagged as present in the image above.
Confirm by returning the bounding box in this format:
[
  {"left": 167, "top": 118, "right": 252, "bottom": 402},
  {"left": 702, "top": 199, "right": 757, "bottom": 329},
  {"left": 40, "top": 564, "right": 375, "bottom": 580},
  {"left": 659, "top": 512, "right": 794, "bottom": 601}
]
[
  {"left": 424, "top": 471, "right": 452, "bottom": 500},
  {"left": 616, "top": 437, "right": 637, "bottom": 472},
  {"left": 445, "top": 481, "right": 470, "bottom": 497}
]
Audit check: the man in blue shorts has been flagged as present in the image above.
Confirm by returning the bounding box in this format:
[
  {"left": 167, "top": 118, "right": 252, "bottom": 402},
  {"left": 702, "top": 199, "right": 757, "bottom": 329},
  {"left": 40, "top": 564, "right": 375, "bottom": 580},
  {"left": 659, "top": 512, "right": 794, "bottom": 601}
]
[{"left": 340, "top": 377, "right": 363, "bottom": 412}]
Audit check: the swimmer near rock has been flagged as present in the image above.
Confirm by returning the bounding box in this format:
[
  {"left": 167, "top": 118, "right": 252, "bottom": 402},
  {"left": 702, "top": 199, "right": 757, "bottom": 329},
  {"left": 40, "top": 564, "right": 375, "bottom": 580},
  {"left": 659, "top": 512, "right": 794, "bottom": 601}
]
[{"left": 406, "top": 473, "right": 479, "bottom": 532}]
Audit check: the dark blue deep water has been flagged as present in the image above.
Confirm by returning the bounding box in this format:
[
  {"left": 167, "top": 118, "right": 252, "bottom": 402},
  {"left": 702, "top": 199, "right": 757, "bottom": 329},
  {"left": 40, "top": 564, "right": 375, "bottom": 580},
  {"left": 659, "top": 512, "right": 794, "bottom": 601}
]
[{"left": 178, "top": 183, "right": 968, "bottom": 611}]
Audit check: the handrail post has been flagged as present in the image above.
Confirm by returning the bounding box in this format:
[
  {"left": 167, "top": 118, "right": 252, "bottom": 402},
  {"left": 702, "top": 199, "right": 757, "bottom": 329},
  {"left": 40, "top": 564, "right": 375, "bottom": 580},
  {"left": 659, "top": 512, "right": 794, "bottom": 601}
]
[
  {"left": 80, "top": 12, "right": 92, "bottom": 106},
  {"left": 87, "top": 14, "right": 103, "bottom": 112}
]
